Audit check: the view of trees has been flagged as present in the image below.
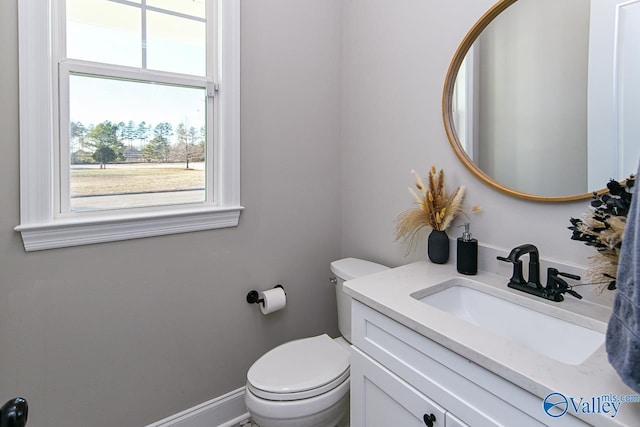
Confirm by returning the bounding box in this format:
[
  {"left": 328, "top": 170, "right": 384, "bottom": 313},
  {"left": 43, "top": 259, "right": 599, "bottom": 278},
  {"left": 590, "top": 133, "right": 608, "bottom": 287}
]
[{"left": 70, "top": 120, "right": 205, "bottom": 167}]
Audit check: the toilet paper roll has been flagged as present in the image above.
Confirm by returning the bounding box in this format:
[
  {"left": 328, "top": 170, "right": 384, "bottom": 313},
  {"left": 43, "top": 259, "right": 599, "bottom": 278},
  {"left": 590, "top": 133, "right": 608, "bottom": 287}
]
[{"left": 259, "top": 287, "right": 286, "bottom": 315}]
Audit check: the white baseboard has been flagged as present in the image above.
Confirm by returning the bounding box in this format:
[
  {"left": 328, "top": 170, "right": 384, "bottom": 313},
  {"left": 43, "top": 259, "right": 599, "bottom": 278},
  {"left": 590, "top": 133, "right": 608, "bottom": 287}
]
[{"left": 146, "top": 387, "right": 250, "bottom": 427}]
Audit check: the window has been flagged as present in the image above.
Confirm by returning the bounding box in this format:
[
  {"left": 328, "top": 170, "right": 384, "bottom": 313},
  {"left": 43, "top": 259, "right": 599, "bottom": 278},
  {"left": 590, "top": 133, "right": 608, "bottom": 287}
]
[{"left": 16, "top": 0, "right": 241, "bottom": 251}]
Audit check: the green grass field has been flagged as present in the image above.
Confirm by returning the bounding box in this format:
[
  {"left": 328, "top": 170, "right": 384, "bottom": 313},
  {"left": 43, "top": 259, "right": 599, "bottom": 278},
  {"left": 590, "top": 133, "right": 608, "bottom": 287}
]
[{"left": 70, "top": 163, "right": 205, "bottom": 197}]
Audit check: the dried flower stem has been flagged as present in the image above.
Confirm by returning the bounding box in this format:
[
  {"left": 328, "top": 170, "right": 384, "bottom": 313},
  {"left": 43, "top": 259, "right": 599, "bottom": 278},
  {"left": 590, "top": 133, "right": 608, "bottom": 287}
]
[{"left": 395, "top": 167, "right": 465, "bottom": 254}]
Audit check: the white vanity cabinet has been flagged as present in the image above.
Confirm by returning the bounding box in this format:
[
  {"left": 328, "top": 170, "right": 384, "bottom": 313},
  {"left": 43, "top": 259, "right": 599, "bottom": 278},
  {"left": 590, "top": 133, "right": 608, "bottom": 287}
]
[
  {"left": 351, "top": 348, "right": 449, "bottom": 427},
  {"left": 349, "top": 300, "right": 589, "bottom": 427}
]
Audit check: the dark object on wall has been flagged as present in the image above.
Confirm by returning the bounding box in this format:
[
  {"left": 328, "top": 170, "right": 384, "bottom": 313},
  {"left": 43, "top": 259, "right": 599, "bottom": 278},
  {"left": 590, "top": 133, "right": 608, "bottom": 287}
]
[{"left": 0, "top": 397, "right": 28, "bottom": 427}]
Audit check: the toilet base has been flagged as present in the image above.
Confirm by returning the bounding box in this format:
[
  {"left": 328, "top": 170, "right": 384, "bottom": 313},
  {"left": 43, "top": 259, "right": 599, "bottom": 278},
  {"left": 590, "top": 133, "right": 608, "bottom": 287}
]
[
  {"left": 250, "top": 397, "right": 348, "bottom": 427},
  {"left": 244, "top": 377, "right": 350, "bottom": 427}
]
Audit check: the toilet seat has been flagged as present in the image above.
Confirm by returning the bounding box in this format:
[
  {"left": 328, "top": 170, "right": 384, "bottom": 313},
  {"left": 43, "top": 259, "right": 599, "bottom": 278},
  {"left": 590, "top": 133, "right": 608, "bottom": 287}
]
[{"left": 247, "top": 334, "right": 350, "bottom": 401}]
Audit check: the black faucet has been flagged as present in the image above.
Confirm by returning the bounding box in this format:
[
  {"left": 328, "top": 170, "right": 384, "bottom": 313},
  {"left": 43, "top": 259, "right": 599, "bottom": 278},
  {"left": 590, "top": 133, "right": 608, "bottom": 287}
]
[
  {"left": 497, "top": 244, "right": 583, "bottom": 301},
  {"left": 497, "top": 243, "right": 542, "bottom": 291}
]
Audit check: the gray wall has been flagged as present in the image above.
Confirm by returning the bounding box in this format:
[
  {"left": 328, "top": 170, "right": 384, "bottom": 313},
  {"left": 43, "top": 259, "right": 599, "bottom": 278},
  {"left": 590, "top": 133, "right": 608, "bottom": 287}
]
[
  {"left": 341, "top": 0, "right": 595, "bottom": 268},
  {"left": 1, "top": 0, "right": 605, "bottom": 426},
  {"left": 0, "top": 1, "right": 342, "bottom": 426}
]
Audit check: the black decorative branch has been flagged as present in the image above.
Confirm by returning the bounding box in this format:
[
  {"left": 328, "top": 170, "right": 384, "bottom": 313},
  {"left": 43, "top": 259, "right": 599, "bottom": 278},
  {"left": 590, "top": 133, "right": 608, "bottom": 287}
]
[{"left": 568, "top": 175, "right": 635, "bottom": 291}]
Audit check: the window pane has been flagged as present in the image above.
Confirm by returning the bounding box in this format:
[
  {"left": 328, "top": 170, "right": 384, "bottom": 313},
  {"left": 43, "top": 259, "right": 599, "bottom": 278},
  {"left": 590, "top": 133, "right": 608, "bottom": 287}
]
[
  {"left": 147, "top": 11, "right": 206, "bottom": 76},
  {"left": 66, "top": 0, "right": 142, "bottom": 68},
  {"left": 68, "top": 74, "right": 207, "bottom": 211},
  {"left": 147, "top": 0, "right": 206, "bottom": 19}
]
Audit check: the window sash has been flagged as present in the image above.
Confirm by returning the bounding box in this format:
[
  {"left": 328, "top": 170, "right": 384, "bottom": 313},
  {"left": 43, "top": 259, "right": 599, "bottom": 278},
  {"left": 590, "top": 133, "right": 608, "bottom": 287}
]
[
  {"left": 63, "top": 0, "right": 210, "bottom": 75},
  {"left": 57, "top": 60, "right": 217, "bottom": 216}
]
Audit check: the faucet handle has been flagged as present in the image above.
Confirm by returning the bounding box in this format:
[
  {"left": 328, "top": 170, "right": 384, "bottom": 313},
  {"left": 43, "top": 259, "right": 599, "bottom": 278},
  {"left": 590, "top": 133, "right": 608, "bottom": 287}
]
[
  {"left": 557, "top": 271, "right": 582, "bottom": 299},
  {"left": 546, "top": 268, "right": 582, "bottom": 300},
  {"left": 566, "top": 289, "right": 583, "bottom": 299},
  {"left": 547, "top": 267, "right": 581, "bottom": 282},
  {"left": 497, "top": 255, "right": 526, "bottom": 286},
  {"left": 555, "top": 270, "right": 581, "bottom": 281}
]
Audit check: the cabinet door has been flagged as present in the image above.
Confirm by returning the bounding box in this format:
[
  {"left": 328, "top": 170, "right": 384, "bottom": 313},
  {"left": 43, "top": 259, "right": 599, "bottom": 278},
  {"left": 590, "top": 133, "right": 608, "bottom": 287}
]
[
  {"left": 351, "top": 348, "right": 445, "bottom": 427},
  {"left": 446, "top": 412, "right": 470, "bottom": 427}
]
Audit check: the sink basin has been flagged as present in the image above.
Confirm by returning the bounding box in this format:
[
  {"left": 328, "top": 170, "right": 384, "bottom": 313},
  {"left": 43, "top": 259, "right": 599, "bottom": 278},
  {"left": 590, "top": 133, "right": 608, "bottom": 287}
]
[{"left": 414, "top": 278, "right": 605, "bottom": 365}]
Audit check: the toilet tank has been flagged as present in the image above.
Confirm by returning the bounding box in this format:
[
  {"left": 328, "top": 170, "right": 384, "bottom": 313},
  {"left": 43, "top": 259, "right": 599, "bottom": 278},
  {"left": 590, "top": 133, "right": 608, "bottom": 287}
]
[{"left": 330, "top": 258, "right": 389, "bottom": 342}]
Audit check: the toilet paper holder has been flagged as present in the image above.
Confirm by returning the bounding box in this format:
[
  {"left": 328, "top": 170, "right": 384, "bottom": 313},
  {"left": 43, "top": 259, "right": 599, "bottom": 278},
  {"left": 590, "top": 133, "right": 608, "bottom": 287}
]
[{"left": 246, "top": 285, "right": 285, "bottom": 307}]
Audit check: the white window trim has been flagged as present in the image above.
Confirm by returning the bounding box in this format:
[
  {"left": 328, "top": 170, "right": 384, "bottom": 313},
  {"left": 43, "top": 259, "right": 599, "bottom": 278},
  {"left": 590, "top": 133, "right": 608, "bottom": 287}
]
[{"left": 16, "top": 0, "right": 242, "bottom": 252}]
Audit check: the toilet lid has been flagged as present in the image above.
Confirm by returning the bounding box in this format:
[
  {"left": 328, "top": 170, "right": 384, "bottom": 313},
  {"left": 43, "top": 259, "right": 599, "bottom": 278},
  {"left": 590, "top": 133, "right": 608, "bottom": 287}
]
[
  {"left": 330, "top": 258, "right": 389, "bottom": 280},
  {"left": 247, "top": 334, "right": 350, "bottom": 401}
]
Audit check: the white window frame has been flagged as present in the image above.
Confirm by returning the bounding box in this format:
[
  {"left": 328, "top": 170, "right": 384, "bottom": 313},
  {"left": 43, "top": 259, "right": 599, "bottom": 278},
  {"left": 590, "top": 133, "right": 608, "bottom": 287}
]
[{"left": 16, "top": 0, "right": 242, "bottom": 251}]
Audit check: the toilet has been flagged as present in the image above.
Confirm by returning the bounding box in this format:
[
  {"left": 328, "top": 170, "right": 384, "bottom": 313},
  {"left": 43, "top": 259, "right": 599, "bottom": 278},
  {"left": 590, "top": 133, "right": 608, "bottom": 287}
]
[{"left": 244, "top": 258, "right": 389, "bottom": 427}]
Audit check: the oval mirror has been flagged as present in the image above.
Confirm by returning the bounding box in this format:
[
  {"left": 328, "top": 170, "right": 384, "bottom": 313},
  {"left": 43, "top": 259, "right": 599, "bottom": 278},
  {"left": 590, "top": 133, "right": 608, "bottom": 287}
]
[{"left": 443, "top": 0, "right": 640, "bottom": 202}]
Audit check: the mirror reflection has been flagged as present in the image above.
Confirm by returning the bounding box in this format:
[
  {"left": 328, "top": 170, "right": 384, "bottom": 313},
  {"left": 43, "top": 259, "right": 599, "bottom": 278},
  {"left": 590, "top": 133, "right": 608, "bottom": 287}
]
[{"left": 447, "top": 0, "right": 640, "bottom": 200}]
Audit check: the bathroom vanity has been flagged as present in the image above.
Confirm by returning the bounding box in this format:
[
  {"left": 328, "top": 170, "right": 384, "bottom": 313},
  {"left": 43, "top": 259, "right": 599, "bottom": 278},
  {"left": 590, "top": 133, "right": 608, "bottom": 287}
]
[{"left": 345, "top": 262, "right": 640, "bottom": 427}]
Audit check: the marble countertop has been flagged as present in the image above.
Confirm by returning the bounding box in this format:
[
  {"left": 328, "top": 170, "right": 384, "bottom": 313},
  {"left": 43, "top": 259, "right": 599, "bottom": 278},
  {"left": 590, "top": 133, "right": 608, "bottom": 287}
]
[{"left": 344, "top": 261, "right": 640, "bottom": 427}]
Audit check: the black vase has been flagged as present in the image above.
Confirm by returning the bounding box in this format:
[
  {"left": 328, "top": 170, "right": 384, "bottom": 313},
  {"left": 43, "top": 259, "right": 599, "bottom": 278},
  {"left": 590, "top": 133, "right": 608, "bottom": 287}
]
[{"left": 427, "top": 229, "right": 449, "bottom": 264}]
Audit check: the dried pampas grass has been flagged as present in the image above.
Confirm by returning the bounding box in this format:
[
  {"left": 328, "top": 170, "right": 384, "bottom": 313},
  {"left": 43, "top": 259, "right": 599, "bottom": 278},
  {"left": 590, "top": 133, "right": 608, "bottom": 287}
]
[{"left": 394, "top": 167, "right": 465, "bottom": 254}]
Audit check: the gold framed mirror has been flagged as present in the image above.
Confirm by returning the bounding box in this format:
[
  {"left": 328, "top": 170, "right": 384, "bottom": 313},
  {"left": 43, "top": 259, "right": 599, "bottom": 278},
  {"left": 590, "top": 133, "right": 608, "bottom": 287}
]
[{"left": 442, "top": 0, "right": 639, "bottom": 202}]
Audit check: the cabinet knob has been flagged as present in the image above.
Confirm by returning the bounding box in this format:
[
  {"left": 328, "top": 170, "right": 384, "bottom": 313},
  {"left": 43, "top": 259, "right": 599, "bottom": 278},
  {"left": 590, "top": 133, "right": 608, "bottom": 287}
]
[{"left": 423, "top": 413, "right": 436, "bottom": 427}]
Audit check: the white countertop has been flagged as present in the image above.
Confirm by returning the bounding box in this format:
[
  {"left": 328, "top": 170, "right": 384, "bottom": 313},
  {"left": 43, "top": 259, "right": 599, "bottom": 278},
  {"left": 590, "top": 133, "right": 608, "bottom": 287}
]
[{"left": 344, "top": 261, "right": 640, "bottom": 427}]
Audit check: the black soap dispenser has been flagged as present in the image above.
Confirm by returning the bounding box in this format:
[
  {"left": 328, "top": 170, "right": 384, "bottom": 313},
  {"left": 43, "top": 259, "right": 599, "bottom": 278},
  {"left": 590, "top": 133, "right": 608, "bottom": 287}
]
[{"left": 457, "top": 223, "right": 478, "bottom": 275}]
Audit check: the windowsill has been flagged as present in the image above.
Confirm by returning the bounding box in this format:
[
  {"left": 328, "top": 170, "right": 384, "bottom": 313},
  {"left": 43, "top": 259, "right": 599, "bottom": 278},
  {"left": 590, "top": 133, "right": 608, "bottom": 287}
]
[{"left": 15, "top": 205, "right": 244, "bottom": 251}]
